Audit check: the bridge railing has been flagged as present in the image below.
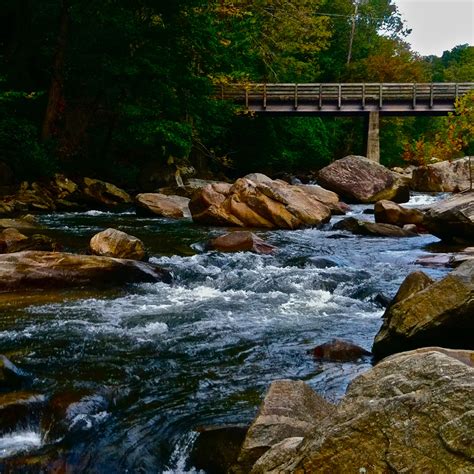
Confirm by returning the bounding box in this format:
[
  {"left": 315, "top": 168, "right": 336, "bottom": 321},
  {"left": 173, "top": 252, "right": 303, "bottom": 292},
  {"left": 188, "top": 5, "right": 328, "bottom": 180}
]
[{"left": 216, "top": 83, "right": 474, "bottom": 110}]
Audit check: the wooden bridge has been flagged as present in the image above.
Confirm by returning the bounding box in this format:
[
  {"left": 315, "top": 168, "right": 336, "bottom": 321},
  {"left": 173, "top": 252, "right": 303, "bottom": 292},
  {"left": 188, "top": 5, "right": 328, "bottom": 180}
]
[
  {"left": 218, "top": 83, "right": 474, "bottom": 115},
  {"left": 217, "top": 83, "right": 474, "bottom": 161}
]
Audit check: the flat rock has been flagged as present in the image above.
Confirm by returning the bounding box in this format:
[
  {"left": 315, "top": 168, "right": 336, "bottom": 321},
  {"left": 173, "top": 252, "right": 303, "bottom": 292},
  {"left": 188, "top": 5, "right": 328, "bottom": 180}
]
[
  {"left": 0, "top": 251, "right": 172, "bottom": 292},
  {"left": 372, "top": 260, "right": 474, "bottom": 359},
  {"left": 332, "top": 217, "right": 417, "bottom": 237},
  {"left": 135, "top": 193, "right": 191, "bottom": 218},
  {"left": 90, "top": 228, "right": 146, "bottom": 260},
  {"left": 318, "top": 155, "right": 409, "bottom": 203}
]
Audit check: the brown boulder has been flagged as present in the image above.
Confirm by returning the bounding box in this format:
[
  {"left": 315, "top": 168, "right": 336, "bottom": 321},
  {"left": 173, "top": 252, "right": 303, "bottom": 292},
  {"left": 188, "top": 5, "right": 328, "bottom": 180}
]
[
  {"left": 209, "top": 231, "right": 276, "bottom": 254},
  {"left": 0, "top": 251, "right": 171, "bottom": 291},
  {"left": 296, "top": 184, "right": 347, "bottom": 214},
  {"left": 311, "top": 339, "right": 371, "bottom": 361},
  {"left": 412, "top": 157, "right": 472, "bottom": 192},
  {"left": 90, "top": 228, "right": 146, "bottom": 260},
  {"left": 424, "top": 191, "right": 474, "bottom": 243},
  {"left": 332, "top": 217, "right": 417, "bottom": 237},
  {"left": 190, "top": 178, "right": 332, "bottom": 229},
  {"left": 318, "top": 155, "right": 410, "bottom": 203},
  {"left": 235, "top": 380, "right": 335, "bottom": 472},
  {"left": 374, "top": 200, "right": 425, "bottom": 227},
  {"left": 372, "top": 260, "right": 474, "bottom": 359},
  {"left": 135, "top": 193, "right": 191, "bottom": 218},
  {"left": 286, "top": 350, "right": 474, "bottom": 473},
  {"left": 388, "top": 270, "right": 434, "bottom": 309}
]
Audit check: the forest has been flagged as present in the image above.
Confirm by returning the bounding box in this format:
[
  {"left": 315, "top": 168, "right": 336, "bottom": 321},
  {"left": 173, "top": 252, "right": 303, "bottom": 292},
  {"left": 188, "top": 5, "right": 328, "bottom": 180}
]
[{"left": 1, "top": 0, "right": 473, "bottom": 188}]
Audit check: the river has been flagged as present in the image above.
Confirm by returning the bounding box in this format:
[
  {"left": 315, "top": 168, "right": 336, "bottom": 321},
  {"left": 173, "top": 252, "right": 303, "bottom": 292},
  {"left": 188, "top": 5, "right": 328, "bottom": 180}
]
[{"left": 0, "top": 193, "right": 448, "bottom": 472}]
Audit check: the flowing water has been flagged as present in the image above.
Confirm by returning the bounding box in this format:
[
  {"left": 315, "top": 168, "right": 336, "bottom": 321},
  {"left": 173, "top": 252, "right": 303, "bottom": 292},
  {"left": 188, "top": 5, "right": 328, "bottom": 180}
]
[{"left": 0, "top": 194, "right": 449, "bottom": 472}]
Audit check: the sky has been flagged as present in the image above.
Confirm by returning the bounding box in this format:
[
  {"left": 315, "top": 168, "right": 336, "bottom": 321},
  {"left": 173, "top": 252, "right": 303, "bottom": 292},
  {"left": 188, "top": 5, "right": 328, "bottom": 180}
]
[{"left": 394, "top": 0, "right": 474, "bottom": 57}]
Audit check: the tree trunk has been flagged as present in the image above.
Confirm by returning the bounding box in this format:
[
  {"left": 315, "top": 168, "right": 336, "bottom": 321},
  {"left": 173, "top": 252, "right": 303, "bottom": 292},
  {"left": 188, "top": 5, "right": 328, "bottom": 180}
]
[{"left": 41, "top": 0, "right": 69, "bottom": 141}]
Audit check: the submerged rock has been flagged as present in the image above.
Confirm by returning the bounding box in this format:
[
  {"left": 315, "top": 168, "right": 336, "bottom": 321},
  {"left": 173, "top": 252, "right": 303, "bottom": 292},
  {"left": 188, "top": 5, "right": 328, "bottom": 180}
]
[
  {"left": 424, "top": 191, "right": 474, "bottom": 243},
  {"left": 311, "top": 339, "right": 371, "bottom": 361},
  {"left": 135, "top": 193, "right": 191, "bottom": 218},
  {"left": 332, "top": 217, "right": 417, "bottom": 237},
  {"left": 209, "top": 231, "right": 276, "bottom": 254},
  {"left": 90, "top": 228, "right": 146, "bottom": 261},
  {"left": 0, "top": 251, "right": 172, "bottom": 292},
  {"left": 242, "top": 350, "right": 474, "bottom": 473},
  {"left": 318, "top": 155, "right": 409, "bottom": 204},
  {"left": 372, "top": 260, "right": 474, "bottom": 359}
]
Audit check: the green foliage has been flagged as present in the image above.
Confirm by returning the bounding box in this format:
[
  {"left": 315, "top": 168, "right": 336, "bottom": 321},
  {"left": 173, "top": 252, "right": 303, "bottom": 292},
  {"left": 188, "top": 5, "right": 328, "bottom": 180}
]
[
  {"left": 0, "top": 0, "right": 471, "bottom": 184},
  {"left": 0, "top": 117, "right": 56, "bottom": 180}
]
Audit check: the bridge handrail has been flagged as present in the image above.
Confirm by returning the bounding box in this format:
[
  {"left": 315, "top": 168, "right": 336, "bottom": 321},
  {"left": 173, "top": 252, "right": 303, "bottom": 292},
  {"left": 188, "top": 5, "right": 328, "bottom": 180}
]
[{"left": 216, "top": 82, "right": 474, "bottom": 110}]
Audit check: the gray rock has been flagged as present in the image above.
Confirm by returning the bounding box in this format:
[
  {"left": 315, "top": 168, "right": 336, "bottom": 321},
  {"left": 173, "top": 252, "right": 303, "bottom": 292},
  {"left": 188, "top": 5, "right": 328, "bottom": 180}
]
[
  {"left": 318, "top": 155, "right": 409, "bottom": 203},
  {"left": 424, "top": 191, "right": 474, "bottom": 243},
  {"left": 412, "top": 157, "right": 472, "bottom": 192}
]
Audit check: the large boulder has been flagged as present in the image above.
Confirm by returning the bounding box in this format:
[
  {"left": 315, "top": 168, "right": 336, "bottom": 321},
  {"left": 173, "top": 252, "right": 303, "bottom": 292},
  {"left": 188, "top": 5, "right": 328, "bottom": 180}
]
[
  {"left": 318, "top": 155, "right": 410, "bottom": 203},
  {"left": 424, "top": 191, "right": 474, "bottom": 243},
  {"left": 249, "top": 350, "right": 474, "bottom": 473},
  {"left": 372, "top": 261, "right": 474, "bottom": 359},
  {"left": 0, "top": 251, "right": 171, "bottom": 291},
  {"left": 332, "top": 217, "right": 417, "bottom": 237},
  {"left": 412, "top": 157, "right": 472, "bottom": 192},
  {"left": 90, "top": 228, "right": 146, "bottom": 260},
  {"left": 190, "top": 177, "right": 332, "bottom": 229},
  {"left": 135, "top": 193, "right": 191, "bottom": 218},
  {"left": 374, "top": 200, "right": 425, "bottom": 227},
  {"left": 209, "top": 231, "right": 276, "bottom": 254},
  {"left": 235, "top": 380, "right": 335, "bottom": 472}
]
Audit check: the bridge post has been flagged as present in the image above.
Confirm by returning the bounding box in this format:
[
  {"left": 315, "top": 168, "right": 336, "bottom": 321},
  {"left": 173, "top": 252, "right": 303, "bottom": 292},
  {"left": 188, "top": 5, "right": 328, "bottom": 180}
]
[{"left": 365, "top": 111, "right": 380, "bottom": 162}]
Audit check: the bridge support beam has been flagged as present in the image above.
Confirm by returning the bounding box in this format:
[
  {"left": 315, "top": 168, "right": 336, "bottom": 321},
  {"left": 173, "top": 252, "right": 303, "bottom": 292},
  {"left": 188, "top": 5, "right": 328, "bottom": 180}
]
[{"left": 365, "top": 111, "right": 380, "bottom": 162}]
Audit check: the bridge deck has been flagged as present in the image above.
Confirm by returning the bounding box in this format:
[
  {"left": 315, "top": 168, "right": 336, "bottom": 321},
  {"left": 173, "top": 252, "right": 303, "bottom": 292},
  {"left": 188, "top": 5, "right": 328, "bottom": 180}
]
[{"left": 217, "top": 83, "right": 474, "bottom": 115}]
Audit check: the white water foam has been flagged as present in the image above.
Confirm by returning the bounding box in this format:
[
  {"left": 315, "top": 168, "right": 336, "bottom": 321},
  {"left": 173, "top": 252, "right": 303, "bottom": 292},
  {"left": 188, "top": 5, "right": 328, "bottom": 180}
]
[{"left": 0, "top": 431, "right": 42, "bottom": 459}]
